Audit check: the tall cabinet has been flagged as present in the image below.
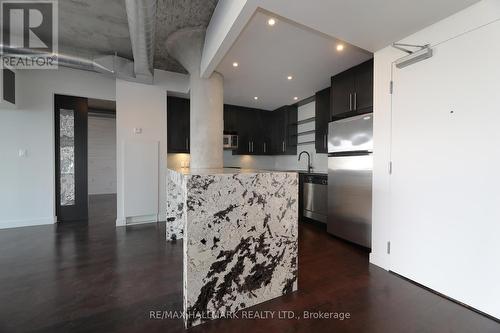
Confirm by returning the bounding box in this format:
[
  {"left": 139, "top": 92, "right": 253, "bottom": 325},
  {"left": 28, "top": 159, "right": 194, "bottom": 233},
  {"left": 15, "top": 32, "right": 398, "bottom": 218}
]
[
  {"left": 315, "top": 87, "right": 330, "bottom": 153},
  {"left": 271, "top": 105, "right": 297, "bottom": 155}
]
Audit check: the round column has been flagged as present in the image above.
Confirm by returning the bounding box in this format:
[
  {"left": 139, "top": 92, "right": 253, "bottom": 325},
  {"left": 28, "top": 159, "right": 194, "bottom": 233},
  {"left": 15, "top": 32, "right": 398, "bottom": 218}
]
[{"left": 167, "top": 27, "right": 223, "bottom": 169}]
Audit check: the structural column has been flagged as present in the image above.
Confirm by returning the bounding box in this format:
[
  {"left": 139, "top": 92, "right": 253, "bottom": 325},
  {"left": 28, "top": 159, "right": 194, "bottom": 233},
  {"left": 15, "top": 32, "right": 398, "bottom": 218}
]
[{"left": 167, "top": 27, "right": 223, "bottom": 169}]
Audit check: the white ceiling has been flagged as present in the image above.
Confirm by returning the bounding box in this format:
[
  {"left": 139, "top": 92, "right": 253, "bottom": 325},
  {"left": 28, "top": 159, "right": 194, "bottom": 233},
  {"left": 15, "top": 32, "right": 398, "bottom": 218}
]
[
  {"left": 217, "top": 10, "right": 372, "bottom": 110},
  {"left": 261, "top": 0, "right": 481, "bottom": 53}
]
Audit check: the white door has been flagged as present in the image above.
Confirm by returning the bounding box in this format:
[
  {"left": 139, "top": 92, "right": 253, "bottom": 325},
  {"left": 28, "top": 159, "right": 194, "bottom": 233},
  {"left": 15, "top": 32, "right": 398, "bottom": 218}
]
[{"left": 390, "top": 20, "right": 500, "bottom": 319}]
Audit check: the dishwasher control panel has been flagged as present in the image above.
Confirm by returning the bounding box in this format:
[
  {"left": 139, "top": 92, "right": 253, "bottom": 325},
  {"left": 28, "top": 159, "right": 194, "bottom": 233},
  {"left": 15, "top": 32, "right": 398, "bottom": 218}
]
[{"left": 304, "top": 175, "right": 328, "bottom": 185}]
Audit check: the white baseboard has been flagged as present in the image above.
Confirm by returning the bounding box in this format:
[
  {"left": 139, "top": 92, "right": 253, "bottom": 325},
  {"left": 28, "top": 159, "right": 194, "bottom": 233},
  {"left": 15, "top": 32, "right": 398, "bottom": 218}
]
[
  {"left": 116, "top": 218, "right": 126, "bottom": 226},
  {"left": 369, "top": 252, "right": 390, "bottom": 270},
  {"left": 89, "top": 192, "right": 117, "bottom": 196},
  {"left": 0, "top": 217, "right": 56, "bottom": 230},
  {"left": 126, "top": 214, "right": 157, "bottom": 225},
  {"left": 116, "top": 214, "right": 158, "bottom": 227}
]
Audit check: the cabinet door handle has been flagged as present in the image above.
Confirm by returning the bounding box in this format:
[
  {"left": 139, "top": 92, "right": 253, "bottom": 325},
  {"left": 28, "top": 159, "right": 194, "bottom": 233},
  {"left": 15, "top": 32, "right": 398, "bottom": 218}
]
[
  {"left": 282, "top": 141, "right": 285, "bottom": 152},
  {"left": 248, "top": 141, "right": 251, "bottom": 152},
  {"left": 264, "top": 142, "right": 266, "bottom": 153},
  {"left": 251, "top": 141, "right": 254, "bottom": 152},
  {"left": 324, "top": 134, "right": 327, "bottom": 149},
  {"left": 354, "top": 92, "right": 357, "bottom": 111}
]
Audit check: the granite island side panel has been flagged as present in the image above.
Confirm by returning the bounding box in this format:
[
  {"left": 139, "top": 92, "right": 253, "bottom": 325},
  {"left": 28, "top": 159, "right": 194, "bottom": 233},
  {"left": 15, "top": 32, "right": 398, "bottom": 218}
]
[{"left": 166, "top": 168, "right": 299, "bottom": 328}]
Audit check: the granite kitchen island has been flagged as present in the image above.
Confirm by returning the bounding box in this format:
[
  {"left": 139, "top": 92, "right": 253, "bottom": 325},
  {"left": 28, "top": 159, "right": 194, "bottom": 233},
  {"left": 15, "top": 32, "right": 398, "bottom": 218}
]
[{"left": 166, "top": 168, "right": 298, "bottom": 328}]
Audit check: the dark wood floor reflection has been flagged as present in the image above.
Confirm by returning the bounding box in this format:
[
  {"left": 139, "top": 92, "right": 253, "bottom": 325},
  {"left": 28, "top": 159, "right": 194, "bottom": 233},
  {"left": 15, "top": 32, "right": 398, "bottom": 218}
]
[{"left": 0, "top": 196, "right": 498, "bottom": 333}]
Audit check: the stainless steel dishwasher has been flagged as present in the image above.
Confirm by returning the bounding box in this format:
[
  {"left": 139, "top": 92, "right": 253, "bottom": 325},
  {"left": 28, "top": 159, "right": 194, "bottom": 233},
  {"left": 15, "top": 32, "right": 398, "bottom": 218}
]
[{"left": 303, "top": 174, "right": 328, "bottom": 223}]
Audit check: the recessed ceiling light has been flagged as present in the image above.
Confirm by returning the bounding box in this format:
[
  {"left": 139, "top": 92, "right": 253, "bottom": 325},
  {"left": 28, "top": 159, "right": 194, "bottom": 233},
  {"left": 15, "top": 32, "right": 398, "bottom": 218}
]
[
  {"left": 254, "top": 96, "right": 259, "bottom": 100},
  {"left": 336, "top": 44, "right": 344, "bottom": 51},
  {"left": 268, "top": 18, "right": 276, "bottom": 26},
  {"left": 287, "top": 75, "right": 293, "bottom": 80},
  {"left": 232, "top": 62, "right": 239, "bottom": 67},
  {"left": 293, "top": 97, "right": 298, "bottom": 101}
]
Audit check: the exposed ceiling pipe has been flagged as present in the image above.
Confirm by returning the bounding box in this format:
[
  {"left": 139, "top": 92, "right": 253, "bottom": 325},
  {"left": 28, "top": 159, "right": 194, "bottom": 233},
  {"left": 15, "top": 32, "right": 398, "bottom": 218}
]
[
  {"left": 0, "top": 45, "right": 143, "bottom": 81},
  {"left": 0, "top": 45, "right": 115, "bottom": 74},
  {"left": 125, "top": 0, "right": 157, "bottom": 83}
]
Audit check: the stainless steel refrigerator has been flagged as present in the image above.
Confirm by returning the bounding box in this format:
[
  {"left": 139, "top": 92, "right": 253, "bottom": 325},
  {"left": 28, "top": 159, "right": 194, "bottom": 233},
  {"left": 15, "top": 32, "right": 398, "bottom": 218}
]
[{"left": 327, "top": 113, "right": 373, "bottom": 248}]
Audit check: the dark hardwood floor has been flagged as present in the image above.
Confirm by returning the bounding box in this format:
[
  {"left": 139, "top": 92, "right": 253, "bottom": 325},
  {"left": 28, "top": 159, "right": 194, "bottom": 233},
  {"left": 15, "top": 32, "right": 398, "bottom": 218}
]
[{"left": 0, "top": 196, "right": 498, "bottom": 333}]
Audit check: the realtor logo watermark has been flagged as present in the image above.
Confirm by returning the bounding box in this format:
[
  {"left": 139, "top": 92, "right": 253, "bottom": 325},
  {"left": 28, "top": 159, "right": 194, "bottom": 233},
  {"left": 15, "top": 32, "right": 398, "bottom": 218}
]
[{"left": 1, "top": 0, "right": 58, "bottom": 69}]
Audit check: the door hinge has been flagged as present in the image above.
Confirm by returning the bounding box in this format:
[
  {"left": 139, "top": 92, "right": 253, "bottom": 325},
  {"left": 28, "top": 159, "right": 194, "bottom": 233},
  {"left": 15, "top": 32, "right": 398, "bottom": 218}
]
[
  {"left": 389, "top": 80, "right": 393, "bottom": 94},
  {"left": 387, "top": 241, "right": 391, "bottom": 254},
  {"left": 389, "top": 161, "right": 393, "bottom": 174}
]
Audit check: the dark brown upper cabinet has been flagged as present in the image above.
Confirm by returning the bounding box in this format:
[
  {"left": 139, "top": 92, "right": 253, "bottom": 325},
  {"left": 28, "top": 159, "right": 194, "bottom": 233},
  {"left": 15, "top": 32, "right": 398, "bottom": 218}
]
[
  {"left": 225, "top": 104, "right": 297, "bottom": 156},
  {"left": 315, "top": 87, "right": 330, "bottom": 154},
  {"left": 167, "top": 96, "right": 190, "bottom": 153},
  {"left": 270, "top": 105, "right": 297, "bottom": 155},
  {"left": 331, "top": 59, "right": 373, "bottom": 119},
  {"left": 167, "top": 98, "right": 298, "bottom": 156}
]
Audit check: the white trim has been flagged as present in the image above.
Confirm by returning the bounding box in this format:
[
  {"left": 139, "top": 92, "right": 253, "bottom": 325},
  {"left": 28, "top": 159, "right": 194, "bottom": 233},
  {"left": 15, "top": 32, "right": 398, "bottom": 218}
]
[
  {"left": 369, "top": 252, "right": 390, "bottom": 270},
  {"left": 125, "top": 214, "right": 157, "bottom": 225},
  {"left": 123, "top": 220, "right": 158, "bottom": 227},
  {"left": 0, "top": 217, "right": 56, "bottom": 230},
  {"left": 116, "top": 218, "right": 126, "bottom": 226},
  {"left": 201, "top": 0, "right": 257, "bottom": 78}
]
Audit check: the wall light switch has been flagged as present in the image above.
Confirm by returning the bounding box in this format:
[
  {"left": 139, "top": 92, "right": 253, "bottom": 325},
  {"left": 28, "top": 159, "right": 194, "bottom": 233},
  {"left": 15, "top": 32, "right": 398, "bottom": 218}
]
[
  {"left": 133, "top": 128, "right": 142, "bottom": 134},
  {"left": 18, "top": 149, "right": 27, "bottom": 157}
]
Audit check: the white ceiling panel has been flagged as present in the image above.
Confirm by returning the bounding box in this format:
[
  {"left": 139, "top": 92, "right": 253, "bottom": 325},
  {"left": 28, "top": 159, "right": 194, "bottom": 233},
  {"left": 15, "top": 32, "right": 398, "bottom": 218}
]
[{"left": 217, "top": 10, "right": 372, "bottom": 110}]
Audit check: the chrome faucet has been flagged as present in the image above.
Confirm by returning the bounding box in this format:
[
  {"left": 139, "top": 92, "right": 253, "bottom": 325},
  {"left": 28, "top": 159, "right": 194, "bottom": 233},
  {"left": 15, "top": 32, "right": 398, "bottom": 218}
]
[{"left": 298, "top": 151, "right": 312, "bottom": 173}]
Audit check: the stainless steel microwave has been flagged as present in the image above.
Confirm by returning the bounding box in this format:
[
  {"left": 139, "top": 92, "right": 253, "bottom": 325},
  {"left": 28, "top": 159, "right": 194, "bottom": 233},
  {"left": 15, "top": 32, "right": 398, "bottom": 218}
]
[{"left": 223, "top": 134, "right": 238, "bottom": 150}]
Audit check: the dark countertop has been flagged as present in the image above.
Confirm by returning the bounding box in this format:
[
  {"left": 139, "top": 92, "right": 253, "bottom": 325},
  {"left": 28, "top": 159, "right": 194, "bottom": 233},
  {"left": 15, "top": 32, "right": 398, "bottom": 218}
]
[
  {"left": 223, "top": 167, "right": 327, "bottom": 176},
  {"left": 168, "top": 167, "right": 297, "bottom": 175},
  {"left": 279, "top": 169, "right": 327, "bottom": 176}
]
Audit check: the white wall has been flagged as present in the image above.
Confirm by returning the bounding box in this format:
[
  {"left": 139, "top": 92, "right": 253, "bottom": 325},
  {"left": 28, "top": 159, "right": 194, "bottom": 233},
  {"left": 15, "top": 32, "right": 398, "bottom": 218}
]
[
  {"left": 115, "top": 79, "right": 167, "bottom": 225},
  {"left": 114, "top": 70, "right": 189, "bottom": 226},
  {"left": 167, "top": 153, "right": 191, "bottom": 169},
  {"left": 0, "top": 68, "right": 115, "bottom": 229},
  {"left": 88, "top": 115, "right": 116, "bottom": 195},
  {"left": 223, "top": 101, "right": 328, "bottom": 172},
  {"left": 372, "top": 0, "right": 500, "bottom": 319},
  {"left": 0, "top": 66, "right": 187, "bottom": 229},
  {"left": 223, "top": 151, "right": 276, "bottom": 170}
]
